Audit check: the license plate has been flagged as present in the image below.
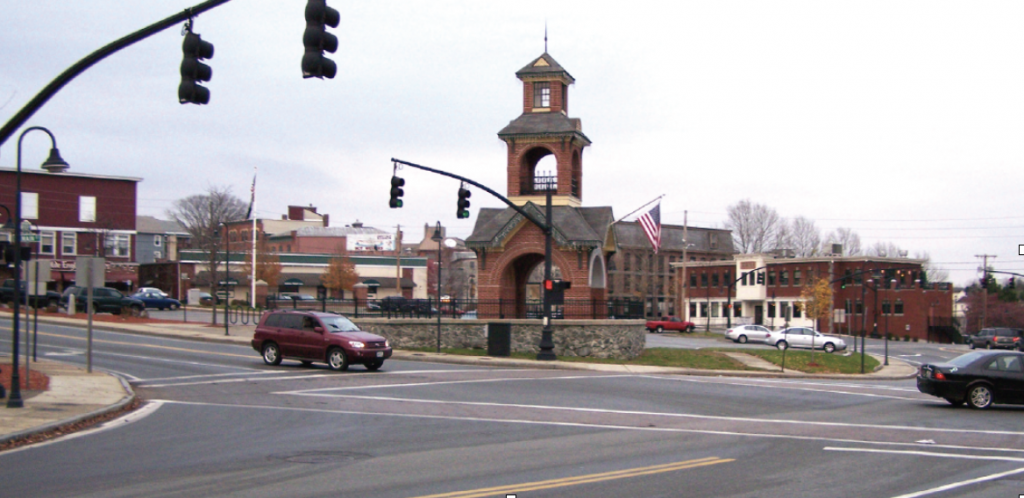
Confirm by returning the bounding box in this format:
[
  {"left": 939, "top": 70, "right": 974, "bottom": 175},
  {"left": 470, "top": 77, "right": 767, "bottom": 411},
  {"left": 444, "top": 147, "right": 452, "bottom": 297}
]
[{"left": 376, "top": 351, "right": 383, "bottom": 358}]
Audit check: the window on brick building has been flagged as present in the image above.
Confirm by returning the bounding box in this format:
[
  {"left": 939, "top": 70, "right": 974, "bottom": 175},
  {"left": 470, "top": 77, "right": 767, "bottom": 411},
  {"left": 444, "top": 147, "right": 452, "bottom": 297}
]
[
  {"left": 780, "top": 271, "right": 789, "bottom": 286},
  {"left": 533, "top": 82, "right": 551, "bottom": 108},
  {"left": 734, "top": 303, "right": 742, "bottom": 317},
  {"left": 700, "top": 273, "right": 707, "bottom": 287},
  {"left": 768, "top": 271, "right": 776, "bottom": 286},
  {"left": 711, "top": 273, "right": 719, "bottom": 287},
  {"left": 894, "top": 300, "right": 904, "bottom": 315},
  {"left": 79, "top": 196, "right": 96, "bottom": 223},
  {"left": 62, "top": 232, "right": 76, "bottom": 255},
  {"left": 855, "top": 300, "right": 863, "bottom": 315},
  {"left": 39, "top": 231, "right": 55, "bottom": 255},
  {"left": 768, "top": 302, "right": 776, "bottom": 318},
  {"left": 723, "top": 270, "right": 731, "bottom": 286},
  {"left": 690, "top": 274, "right": 697, "bottom": 287},
  {"left": 882, "top": 300, "right": 891, "bottom": 315},
  {"left": 700, "top": 302, "right": 708, "bottom": 317},
  {"left": 689, "top": 302, "right": 697, "bottom": 318},
  {"left": 22, "top": 192, "right": 39, "bottom": 220},
  {"left": 793, "top": 270, "right": 801, "bottom": 286},
  {"left": 793, "top": 303, "right": 802, "bottom": 318}
]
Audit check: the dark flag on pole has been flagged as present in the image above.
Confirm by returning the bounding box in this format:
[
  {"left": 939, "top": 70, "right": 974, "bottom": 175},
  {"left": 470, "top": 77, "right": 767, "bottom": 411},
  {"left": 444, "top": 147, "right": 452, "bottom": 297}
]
[
  {"left": 245, "top": 170, "right": 256, "bottom": 219},
  {"left": 638, "top": 202, "right": 661, "bottom": 254}
]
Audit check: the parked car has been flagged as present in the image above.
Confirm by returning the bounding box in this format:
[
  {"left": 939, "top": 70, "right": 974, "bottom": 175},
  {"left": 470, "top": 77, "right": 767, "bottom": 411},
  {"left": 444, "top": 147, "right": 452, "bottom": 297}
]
[
  {"left": 725, "top": 324, "right": 772, "bottom": 344},
  {"left": 0, "top": 279, "right": 61, "bottom": 308},
  {"left": 917, "top": 350, "right": 1024, "bottom": 409},
  {"left": 251, "top": 310, "right": 392, "bottom": 371},
  {"left": 645, "top": 316, "right": 696, "bottom": 333},
  {"left": 60, "top": 286, "right": 145, "bottom": 314},
  {"left": 198, "top": 292, "right": 220, "bottom": 306},
  {"left": 130, "top": 290, "right": 182, "bottom": 311},
  {"left": 137, "top": 287, "right": 169, "bottom": 297},
  {"left": 968, "top": 327, "right": 1023, "bottom": 350},
  {"left": 763, "top": 327, "right": 847, "bottom": 353},
  {"left": 379, "top": 296, "right": 434, "bottom": 314}
]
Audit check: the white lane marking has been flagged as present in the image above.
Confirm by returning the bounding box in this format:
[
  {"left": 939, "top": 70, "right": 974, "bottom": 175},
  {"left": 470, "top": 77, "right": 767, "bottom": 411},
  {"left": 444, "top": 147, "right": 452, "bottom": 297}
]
[
  {"left": 277, "top": 392, "right": 1024, "bottom": 438},
  {"left": 281, "top": 374, "right": 634, "bottom": 394},
  {"left": 137, "top": 371, "right": 287, "bottom": 383},
  {"left": 824, "top": 446, "right": 1024, "bottom": 462},
  {"left": 141, "top": 369, "right": 535, "bottom": 388},
  {"left": 638, "top": 375, "right": 923, "bottom": 401},
  {"left": 0, "top": 401, "right": 164, "bottom": 456},
  {"left": 647, "top": 375, "right": 922, "bottom": 392},
  {"left": 888, "top": 467, "right": 1024, "bottom": 498},
  {"left": 149, "top": 399, "right": 1024, "bottom": 455}
]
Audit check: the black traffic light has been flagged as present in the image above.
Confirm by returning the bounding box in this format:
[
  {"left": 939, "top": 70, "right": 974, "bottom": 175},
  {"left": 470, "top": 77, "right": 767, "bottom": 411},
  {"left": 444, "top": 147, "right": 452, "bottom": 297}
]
[
  {"left": 389, "top": 176, "right": 405, "bottom": 208},
  {"left": 1009, "top": 278, "right": 1016, "bottom": 290},
  {"left": 544, "top": 279, "right": 571, "bottom": 305},
  {"left": 756, "top": 271, "right": 765, "bottom": 285},
  {"left": 302, "top": 0, "right": 340, "bottom": 79},
  {"left": 179, "top": 31, "right": 214, "bottom": 105},
  {"left": 457, "top": 186, "right": 471, "bottom": 219}
]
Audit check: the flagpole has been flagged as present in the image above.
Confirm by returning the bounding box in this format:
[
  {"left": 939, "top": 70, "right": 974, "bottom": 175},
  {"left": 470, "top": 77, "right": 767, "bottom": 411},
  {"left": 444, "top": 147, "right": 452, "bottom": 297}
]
[
  {"left": 614, "top": 194, "right": 664, "bottom": 224},
  {"left": 250, "top": 167, "right": 257, "bottom": 308}
]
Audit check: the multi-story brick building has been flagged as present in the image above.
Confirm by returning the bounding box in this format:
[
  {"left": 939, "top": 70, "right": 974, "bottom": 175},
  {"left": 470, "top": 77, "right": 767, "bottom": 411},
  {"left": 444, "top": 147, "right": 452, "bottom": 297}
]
[
  {"left": 674, "top": 253, "right": 957, "bottom": 342},
  {"left": 0, "top": 164, "right": 140, "bottom": 291}
]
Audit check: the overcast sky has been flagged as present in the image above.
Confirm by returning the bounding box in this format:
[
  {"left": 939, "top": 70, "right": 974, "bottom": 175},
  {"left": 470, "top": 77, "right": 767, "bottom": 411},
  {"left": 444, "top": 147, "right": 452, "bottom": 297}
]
[{"left": 2, "top": 1, "right": 1022, "bottom": 286}]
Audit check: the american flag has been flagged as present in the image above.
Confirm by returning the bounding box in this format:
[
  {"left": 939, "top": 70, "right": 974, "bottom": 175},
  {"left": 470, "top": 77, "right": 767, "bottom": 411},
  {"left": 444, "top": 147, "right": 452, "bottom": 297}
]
[
  {"left": 245, "top": 170, "right": 256, "bottom": 219},
  {"left": 638, "top": 202, "right": 661, "bottom": 254}
]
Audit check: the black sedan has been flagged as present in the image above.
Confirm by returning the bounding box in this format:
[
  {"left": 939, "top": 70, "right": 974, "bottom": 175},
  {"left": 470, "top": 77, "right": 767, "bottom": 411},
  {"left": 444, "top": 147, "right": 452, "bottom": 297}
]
[{"left": 917, "top": 351, "right": 1024, "bottom": 409}]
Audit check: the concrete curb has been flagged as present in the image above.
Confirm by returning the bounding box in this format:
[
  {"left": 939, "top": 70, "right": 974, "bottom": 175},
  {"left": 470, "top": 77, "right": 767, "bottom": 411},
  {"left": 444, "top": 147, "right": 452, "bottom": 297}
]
[{"left": 0, "top": 370, "right": 136, "bottom": 447}]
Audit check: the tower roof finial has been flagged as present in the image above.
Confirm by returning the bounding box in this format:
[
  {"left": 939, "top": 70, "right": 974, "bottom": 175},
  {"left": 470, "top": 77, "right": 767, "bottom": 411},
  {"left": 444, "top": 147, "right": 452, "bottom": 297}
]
[{"left": 544, "top": 22, "right": 548, "bottom": 53}]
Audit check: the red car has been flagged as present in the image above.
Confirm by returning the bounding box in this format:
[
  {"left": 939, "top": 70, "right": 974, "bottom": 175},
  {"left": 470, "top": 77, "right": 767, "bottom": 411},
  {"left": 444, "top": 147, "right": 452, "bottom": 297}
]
[{"left": 252, "top": 310, "right": 392, "bottom": 371}]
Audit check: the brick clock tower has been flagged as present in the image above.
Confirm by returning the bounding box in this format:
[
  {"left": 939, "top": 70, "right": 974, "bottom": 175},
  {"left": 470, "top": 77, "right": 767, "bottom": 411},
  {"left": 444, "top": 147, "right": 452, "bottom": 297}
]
[{"left": 467, "top": 52, "right": 615, "bottom": 318}]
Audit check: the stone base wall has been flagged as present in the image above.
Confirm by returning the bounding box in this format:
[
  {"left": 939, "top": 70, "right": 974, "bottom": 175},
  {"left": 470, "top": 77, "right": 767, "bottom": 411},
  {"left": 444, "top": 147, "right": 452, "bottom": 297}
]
[{"left": 352, "top": 319, "right": 646, "bottom": 360}]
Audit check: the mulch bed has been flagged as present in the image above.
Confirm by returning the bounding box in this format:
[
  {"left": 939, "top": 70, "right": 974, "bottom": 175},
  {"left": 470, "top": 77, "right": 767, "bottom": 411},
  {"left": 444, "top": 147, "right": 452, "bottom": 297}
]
[{"left": 0, "top": 364, "right": 50, "bottom": 392}]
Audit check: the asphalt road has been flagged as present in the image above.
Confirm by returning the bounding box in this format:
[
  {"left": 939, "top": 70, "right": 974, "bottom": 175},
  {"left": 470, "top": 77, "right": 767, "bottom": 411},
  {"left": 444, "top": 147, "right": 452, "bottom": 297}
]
[{"left": 1, "top": 321, "right": 1023, "bottom": 497}]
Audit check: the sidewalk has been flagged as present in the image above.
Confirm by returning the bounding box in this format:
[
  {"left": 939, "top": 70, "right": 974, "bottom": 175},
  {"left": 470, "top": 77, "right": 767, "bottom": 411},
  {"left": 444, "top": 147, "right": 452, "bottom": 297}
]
[{"left": 0, "top": 311, "right": 917, "bottom": 448}]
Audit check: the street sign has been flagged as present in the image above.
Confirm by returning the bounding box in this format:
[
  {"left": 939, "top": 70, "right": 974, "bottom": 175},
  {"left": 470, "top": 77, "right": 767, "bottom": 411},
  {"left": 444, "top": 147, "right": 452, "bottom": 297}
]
[{"left": 19, "top": 221, "right": 38, "bottom": 242}]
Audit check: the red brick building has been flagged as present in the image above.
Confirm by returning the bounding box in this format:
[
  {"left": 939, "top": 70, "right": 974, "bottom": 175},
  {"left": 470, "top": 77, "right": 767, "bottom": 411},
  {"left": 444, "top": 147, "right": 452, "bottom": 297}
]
[
  {"left": 0, "top": 165, "right": 140, "bottom": 291},
  {"left": 675, "top": 253, "right": 957, "bottom": 342}
]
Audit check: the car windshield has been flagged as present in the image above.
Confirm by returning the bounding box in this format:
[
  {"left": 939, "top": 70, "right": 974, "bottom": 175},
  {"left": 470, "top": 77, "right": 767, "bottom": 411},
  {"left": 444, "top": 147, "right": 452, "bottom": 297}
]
[
  {"left": 947, "top": 352, "right": 989, "bottom": 368},
  {"left": 320, "top": 316, "right": 360, "bottom": 333}
]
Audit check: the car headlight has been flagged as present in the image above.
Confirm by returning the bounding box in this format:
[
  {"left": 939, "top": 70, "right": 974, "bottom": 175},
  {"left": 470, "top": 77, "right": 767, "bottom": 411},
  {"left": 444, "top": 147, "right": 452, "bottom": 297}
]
[
  {"left": 385, "top": 339, "right": 390, "bottom": 348},
  {"left": 350, "top": 341, "right": 365, "bottom": 348}
]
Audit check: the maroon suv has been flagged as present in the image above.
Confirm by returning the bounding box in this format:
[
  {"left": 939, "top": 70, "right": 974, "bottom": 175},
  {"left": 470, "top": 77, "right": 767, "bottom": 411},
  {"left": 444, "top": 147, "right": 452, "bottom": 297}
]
[{"left": 251, "top": 310, "right": 392, "bottom": 371}]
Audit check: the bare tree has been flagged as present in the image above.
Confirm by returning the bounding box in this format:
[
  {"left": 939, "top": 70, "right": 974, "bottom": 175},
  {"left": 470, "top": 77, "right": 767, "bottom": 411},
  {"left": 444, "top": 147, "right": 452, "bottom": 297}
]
[
  {"left": 788, "top": 216, "right": 821, "bottom": 257},
  {"left": 824, "top": 227, "right": 862, "bottom": 256},
  {"left": 167, "top": 186, "right": 247, "bottom": 320},
  {"left": 865, "top": 241, "right": 907, "bottom": 258},
  {"left": 725, "top": 199, "right": 784, "bottom": 253},
  {"left": 913, "top": 251, "right": 949, "bottom": 283}
]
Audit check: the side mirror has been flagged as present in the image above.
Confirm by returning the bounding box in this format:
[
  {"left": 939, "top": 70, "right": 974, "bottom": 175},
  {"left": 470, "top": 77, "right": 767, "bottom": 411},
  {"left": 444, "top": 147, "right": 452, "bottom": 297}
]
[{"left": 314, "top": 326, "right": 325, "bottom": 334}]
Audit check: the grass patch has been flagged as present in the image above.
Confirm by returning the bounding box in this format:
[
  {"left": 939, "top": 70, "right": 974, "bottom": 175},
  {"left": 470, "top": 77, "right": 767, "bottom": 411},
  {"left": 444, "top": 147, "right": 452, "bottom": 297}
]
[{"left": 717, "top": 348, "right": 880, "bottom": 374}]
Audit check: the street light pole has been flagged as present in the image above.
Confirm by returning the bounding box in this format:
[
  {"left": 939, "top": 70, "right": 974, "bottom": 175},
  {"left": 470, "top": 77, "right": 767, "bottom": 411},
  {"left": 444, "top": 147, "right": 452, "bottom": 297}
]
[
  {"left": 431, "top": 222, "right": 442, "bottom": 353},
  {"left": 537, "top": 183, "right": 556, "bottom": 361},
  {"left": 8, "top": 126, "right": 68, "bottom": 408},
  {"left": 223, "top": 223, "right": 230, "bottom": 337}
]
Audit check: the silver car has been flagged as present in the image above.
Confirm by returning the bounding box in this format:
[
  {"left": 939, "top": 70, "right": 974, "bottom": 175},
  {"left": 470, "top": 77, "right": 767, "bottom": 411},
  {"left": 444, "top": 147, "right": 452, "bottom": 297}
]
[
  {"left": 763, "top": 327, "right": 846, "bottom": 353},
  {"left": 725, "top": 324, "right": 772, "bottom": 344}
]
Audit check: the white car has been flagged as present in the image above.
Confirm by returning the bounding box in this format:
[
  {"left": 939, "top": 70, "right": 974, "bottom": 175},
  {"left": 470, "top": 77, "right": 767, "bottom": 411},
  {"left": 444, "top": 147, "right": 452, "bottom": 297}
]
[
  {"left": 725, "top": 324, "right": 772, "bottom": 344},
  {"left": 763, "top": 327, "right": 846, "bottom": 353},
  {"left": 137, "top": 287, "right": 169, "bottom": 297}
]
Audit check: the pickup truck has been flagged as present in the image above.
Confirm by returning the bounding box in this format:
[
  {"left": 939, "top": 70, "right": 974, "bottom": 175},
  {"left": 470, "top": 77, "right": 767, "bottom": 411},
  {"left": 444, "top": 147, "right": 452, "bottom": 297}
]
[
  {"left": 0, "top": 279, "right": 62, "bottom": 308},
  {"left": 645, "top": 316, "right": 696, "bottom": 333}
]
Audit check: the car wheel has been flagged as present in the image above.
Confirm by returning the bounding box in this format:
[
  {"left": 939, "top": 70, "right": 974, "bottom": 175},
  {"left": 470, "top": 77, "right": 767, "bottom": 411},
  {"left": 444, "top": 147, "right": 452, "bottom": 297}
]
[
  {"left": 365, "top": 360, "right": 384, "bottom": 371},
  {"left": 967, "top": 384, "right": 994, "bottom": 409},
  {"left": 823, "top": 343, "right": 836, "bottom": 354},
  {"left": 776, "top": 340, "right": 788, "bottom": 351},
  {"left": 944, "top": 397, "right": 964, "bottom": 407},
  {"left": 969, "top": 342, "right": 975, "bottom": 350},
  {"left": 171, "top": 303, "right": 180, "bottom": 311},
  {"left": 737, "top": 335, "right": 748, "bottom": 344},
  {"left": 262, "top": 343, "right": 282, "bottom": 366},
  {"left": 686, "top": 325, "right": 695, "bottom": 333},
  {"left": 327, "top": 348, "right": 349, "bottom": 371}
]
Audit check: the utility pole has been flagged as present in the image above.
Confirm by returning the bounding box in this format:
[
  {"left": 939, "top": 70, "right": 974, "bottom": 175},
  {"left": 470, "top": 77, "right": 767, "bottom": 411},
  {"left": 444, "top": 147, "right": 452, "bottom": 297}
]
[
  {"left": 681, "top": 211, "right": 688, "bottom": 321},
  {"left": 395, "top": 224, "right": 402, "bottom": 295},
  {"left": 975, "top": 254, "right": 995, "bottom": 329}
]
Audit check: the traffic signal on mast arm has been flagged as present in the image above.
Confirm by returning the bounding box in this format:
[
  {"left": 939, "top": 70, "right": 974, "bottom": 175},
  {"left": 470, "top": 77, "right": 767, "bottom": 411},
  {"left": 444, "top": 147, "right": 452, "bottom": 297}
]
[
  {"left": 302, "top": 0, "right": 339, "bottom": 79},
  {"left": 179, "top": 31, "right": 214, "bottom": 105},
  {"left": 389, "top": 176, "right": 405, "bottom": 208},
  {"left": 456, "top": 186, "right": 471, "bottom": 219}
]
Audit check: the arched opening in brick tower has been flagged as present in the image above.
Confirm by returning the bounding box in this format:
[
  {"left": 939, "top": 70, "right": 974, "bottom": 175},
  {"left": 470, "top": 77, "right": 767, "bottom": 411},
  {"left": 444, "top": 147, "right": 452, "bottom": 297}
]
[
  {"left": 498, "top": 252, "right": 562, "bottom": 317},
  {"left": 519, "top": 146, "right": 557, "bottom": 195}
]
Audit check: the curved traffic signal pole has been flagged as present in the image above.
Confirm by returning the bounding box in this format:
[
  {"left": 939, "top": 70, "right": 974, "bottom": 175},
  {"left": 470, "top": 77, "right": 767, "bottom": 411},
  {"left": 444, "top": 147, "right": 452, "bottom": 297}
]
[
  {"left": 391, "top": 158, "right": 558, "bottom": 360},
  {"left": 0, "top": 0, "right": 234, "bottom": 150}
]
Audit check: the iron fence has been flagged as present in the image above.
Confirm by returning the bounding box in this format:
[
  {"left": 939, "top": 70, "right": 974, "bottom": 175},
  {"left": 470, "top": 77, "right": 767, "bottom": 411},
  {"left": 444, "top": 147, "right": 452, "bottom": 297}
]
[{"left": 264, "top": 295, "right": 643, "bottom": 320}]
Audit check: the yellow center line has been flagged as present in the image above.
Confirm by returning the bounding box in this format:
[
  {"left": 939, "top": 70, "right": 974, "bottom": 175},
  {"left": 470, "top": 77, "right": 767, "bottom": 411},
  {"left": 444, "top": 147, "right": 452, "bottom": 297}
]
[
  {"left": 35, "top": 331, "right": 253, "bottom": 359},
  {"left": 408, "top": 457, "right": 734, "bottom": 498}
]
